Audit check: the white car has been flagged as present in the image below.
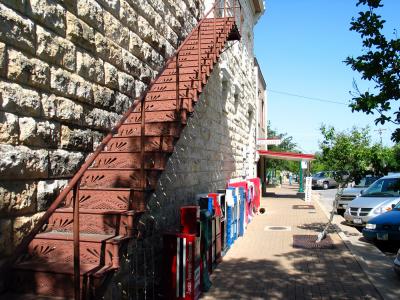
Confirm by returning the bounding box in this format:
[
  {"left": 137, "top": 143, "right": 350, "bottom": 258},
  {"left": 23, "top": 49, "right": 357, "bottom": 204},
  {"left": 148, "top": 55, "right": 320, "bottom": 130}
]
[
  {"left": 343, "top": 173, "right": 400, "bottom": 226},
  {"left": 334, "top": 175, "right": 380, "bottom": 214}
]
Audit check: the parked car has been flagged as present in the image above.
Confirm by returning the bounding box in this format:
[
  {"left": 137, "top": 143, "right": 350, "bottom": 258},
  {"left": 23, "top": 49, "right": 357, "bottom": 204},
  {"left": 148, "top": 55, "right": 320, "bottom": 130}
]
[
  {"left": 394, "top": 249, "right": 400, "bottom": 276},
  {"left": 344, "top": 173, "right": 400, "bottom": 226},
  {"left": 312, "top": 171, "right": 349, "bottom": 189},
  {"left": 362, "top": 202, "right": 400, "bottom": 241},
  {"left": 334, "top": 175, "right": 381, "bottom": 215},
  {"left": 312, "top": 171, "right": 337, "bottom": 189}
]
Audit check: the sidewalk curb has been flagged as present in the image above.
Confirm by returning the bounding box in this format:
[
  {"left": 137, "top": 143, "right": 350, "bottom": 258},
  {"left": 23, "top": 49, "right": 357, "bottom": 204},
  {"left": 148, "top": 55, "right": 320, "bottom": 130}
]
[{"left": 312, "top": 192, "right": 385, "bottom": 300}]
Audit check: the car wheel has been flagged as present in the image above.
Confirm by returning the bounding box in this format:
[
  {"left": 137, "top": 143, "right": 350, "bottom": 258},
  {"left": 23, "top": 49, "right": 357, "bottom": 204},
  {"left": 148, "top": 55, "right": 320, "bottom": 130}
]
[
  {"left": 323, "top": 182, "right": 329, "bottom": 190},
  {"left": 336, "top": 209, "right": 345, "bottom": 216}
]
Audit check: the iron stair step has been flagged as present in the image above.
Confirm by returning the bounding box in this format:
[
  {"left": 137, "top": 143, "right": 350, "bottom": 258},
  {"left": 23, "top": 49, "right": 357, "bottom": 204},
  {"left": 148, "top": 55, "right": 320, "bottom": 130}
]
[
  {"left": 90, "top": 152, "right": 168, "bottom": 170},
  {"left": 46, "top": 208, "right": 140, "bottom": 236},
  {"left": 150, "top": 81, "right": 202, "bottom": 93},
  {"left": 160, "top": 66, "right": 209, "bottom": 77},
  {"left": 11, "top": 261, "right": 114, "bottom": 298},
  {"left": 115, "top": 122, "right": 182, "bottom": 138},
  {"left": 125, "top": 110, "right": 177, "bottom": 123},
  {"left": 145, "top": 89, "right": 199, "bottom": 102},
  {"left": 18, "top": 232, "right": 120, "bottom": 268},
  {"left": 134, "top": 99, "right": 194, "bottom": 113},
  {"left": 66, "top": 187, "right": 152, "bottom": 211},
  {"left": 80, "top": 169, "right": 160, "bottom": 189},
  {"left": 188, "top": 31, "right": 231, "bottom": 41},
  {"left": 157, "top": 73, "right": 204, "bottom": 83},
  {"left": 167, "top": 59, "right": 213, "bottom": 68},
  {"left": 104, "top": 136, "right": 175, "bottom": 153},
  {"left": 124, "top": 109, "right": 189, "bottom": 125},
  {"left": 181, "top": 42, "right": 223, "bottom": 51},
  {"left": 64, "top": 187, "right": 139, "bottom": 211}
]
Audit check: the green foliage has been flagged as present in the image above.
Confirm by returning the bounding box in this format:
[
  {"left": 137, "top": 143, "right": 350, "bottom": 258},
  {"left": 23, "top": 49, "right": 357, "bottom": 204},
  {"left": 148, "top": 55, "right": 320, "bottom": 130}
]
[
  {"left": 345, "top": 0, "right": 400, "bottom": 142},
  {"left": 266, "top": 122, "right": 299, "bottom": 172},
  {"left": 310, "top": 153, "right": 327, "bottom": 173},
  {"left": 318, "top": 124, "right": 399, "bottom": 184}
]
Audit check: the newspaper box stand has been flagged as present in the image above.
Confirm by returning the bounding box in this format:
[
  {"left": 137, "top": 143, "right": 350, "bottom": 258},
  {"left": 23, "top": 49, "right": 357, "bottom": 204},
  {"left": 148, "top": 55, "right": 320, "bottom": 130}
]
[
  {"left": 199, "top": 209, "right": 212, "bottom": 291},
  {"left": 226, "top": 187, "right": 238, "bottom": 246},
  {"left": 230, "top": 187, "right": 243, "bottom": 241},
  {"left": 216, "top": 190, "right": 228, "bottom": 255},
  {"left": 247, "top": 178, "right": 261, "bottom": 213},
  {"left": 163, "top": 232, "right": 201, "bottom": 300},
  {"left": 237, "top": 187, "right": 246, "bottom": 237},
  {"left": 197, "top": 196, "right": 215, "bottom": 272},
  {"left": 207, "top": 193, "right": 224, "bottom": 263},
  {"left": 229, "top": 181, "right": 249, "bottom": 227}
]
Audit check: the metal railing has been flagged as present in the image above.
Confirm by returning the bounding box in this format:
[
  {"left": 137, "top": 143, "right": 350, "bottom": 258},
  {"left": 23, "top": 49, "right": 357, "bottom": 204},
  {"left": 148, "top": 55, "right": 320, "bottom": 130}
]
[{"left": 3, "top": 1, "right": 242, "bottom": 299}]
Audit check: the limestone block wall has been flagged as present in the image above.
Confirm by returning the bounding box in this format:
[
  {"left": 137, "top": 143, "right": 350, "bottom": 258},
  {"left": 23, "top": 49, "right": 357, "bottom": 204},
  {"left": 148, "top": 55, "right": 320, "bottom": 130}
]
[
  {"left": 0, "top": 0, "right": 203, "bottom": 257},
  {"left": 104, "top": 2, "right": 262, "bottom": 298}
]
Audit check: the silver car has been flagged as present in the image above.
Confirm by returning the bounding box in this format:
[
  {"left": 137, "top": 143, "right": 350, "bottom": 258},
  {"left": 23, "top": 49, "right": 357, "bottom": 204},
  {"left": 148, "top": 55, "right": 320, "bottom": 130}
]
[
  {"left": 334, "top": 176, "right": 380, "bottom": 214},
  {"left": 344, "top": 173, "right": 400, "bottom": 226},
  {"left": 312, "top": 171, "right": 338, "bottom": 189}
]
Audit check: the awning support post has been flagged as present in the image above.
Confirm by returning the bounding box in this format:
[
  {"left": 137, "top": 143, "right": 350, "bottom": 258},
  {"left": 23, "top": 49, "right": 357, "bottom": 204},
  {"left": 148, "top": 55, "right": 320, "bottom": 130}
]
[{"left": 298, "top": 160, "right": 304, "bottom": 193}]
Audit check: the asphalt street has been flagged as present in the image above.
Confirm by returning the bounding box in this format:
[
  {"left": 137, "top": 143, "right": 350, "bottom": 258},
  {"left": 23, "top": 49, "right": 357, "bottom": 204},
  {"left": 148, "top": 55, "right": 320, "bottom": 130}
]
[{"left": 314, "top": 187, "right": 399, "bottom": 258}]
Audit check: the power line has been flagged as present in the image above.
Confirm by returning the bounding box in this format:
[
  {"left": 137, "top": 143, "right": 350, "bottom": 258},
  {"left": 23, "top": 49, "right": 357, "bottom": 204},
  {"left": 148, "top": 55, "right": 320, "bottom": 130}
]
[{"left": 267, "top": 89, "right": 349, "bottom": 106}]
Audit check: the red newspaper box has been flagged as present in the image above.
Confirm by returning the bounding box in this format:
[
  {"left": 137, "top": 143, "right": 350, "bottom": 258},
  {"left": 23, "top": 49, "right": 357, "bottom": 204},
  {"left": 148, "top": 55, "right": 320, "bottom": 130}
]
[
  {"left": 181, "top": 206, "right": 200, "bottom": 235},
  {"left": 163, "top": 232, "right": 201, "bottom": 300}
]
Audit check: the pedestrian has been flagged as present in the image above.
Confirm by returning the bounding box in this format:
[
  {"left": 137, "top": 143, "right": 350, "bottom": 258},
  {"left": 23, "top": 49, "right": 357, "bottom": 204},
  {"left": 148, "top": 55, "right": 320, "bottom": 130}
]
[{"left": 289, "top": 173, "right": 292, "bottom": 185}]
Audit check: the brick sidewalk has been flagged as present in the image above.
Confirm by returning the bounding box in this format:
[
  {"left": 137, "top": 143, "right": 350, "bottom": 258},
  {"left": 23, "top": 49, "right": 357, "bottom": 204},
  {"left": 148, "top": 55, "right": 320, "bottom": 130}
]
[{"left": 201, "top": 185, "right": 382, "bottom": 300}]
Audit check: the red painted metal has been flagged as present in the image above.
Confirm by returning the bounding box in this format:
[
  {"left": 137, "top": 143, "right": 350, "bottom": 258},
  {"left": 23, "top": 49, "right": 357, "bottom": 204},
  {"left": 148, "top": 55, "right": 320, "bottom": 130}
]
[
  {"left": 257, "top": 150, "right": 316, "bottom": 161},
  {"left": 2, "top": 1, "right": 242, "bottom": 298},
  {"left": 73, "top": 182, "right": 80, "bottom": 300},
  {"left": 180, "top": 206, "right": 200, "bottom": 236}
]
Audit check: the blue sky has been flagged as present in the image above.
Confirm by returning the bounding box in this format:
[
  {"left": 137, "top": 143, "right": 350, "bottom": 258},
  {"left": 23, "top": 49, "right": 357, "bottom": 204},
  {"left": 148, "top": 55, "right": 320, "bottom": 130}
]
[{"left": 254, "top": 0, "right": 400, "bottom": 153}]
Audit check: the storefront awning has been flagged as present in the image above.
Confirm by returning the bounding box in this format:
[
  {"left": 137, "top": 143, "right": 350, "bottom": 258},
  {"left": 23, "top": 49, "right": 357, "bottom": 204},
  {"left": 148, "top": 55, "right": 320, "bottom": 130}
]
[{"left": 257, "top": 150, "right": 315, "bottom": 161}]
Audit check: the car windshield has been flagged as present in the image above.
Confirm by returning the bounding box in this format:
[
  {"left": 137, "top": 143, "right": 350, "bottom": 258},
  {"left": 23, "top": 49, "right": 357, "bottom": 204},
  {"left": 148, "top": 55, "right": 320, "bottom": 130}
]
[
  {"left": 314, "top": 172, "right": 325, "bottom": 178},
  {"left": 354, "top": 176, "right": 380, "bottom": 188},
  {"left": 362, "top": 177, "right": 400, "bottom": 197}
]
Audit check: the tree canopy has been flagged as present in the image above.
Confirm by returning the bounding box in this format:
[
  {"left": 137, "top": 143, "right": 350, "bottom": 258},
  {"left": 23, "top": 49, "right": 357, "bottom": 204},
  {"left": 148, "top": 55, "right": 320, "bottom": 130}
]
[
  {"left": 316, "top": 124, "right": 399, "bottom": 184},
  {"left": 345, "top": 0, "right": 400, "bottom": 142},
  {"left": 266, "top": 122, "right": 299, "bottom": 173}
]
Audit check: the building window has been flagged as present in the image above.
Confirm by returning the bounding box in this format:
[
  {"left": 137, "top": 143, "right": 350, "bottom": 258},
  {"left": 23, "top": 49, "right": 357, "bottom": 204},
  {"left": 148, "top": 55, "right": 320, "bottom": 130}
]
[{"left": 234, "top": 93, "right": 240, "bottom": 113}]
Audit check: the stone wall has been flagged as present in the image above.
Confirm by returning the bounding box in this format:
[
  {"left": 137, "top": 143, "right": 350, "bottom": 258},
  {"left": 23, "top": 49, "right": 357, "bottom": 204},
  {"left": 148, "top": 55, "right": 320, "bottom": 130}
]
[
  {"left": 104, "top": 1, "right": 262, "bottom": 298},
  {"left": 0, "top": 0, "right": 203, "bottom": 257},
  {"left": 0, "top": 0, "right": 264, "bottom": 297}
]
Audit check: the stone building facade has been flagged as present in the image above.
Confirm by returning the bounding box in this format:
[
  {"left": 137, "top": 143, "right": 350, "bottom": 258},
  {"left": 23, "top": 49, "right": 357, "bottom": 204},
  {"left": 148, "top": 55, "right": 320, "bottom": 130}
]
[
  {"left": 255, "top": 57, "right": 268, "bottom": 194},
  {"left": 0, "top": 0, "right": 265, "bottom": 296},
  {"left": 0, "top": 0, "right": 203, "bottom": 258}
]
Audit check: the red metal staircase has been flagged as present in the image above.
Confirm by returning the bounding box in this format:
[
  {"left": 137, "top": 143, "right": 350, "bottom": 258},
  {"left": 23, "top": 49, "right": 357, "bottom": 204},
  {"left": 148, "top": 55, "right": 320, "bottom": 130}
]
[{"left": 1, "top": 2, "right": 241, "bottom": 299}]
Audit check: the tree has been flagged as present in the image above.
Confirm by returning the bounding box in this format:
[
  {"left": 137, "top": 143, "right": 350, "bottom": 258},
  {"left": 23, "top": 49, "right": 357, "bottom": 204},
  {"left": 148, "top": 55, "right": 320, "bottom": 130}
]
[
  {"left": 345, "top": 0, "right": 400, "bottom": 142},
  {"left": 318, "top": 125, "right": 395, "bottom": 185},
  {"left": 266, "top": 122, "right": 299, "bottom": 173}
]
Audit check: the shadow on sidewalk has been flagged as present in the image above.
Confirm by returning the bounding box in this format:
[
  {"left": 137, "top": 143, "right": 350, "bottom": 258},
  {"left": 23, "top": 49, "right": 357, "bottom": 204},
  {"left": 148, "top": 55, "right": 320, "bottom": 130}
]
[
  {"left": 297, "top": 222, "right": 336, "bottom": 234},
  {"left": 204, "top": 249, "right": 382, "bottom": 299}
]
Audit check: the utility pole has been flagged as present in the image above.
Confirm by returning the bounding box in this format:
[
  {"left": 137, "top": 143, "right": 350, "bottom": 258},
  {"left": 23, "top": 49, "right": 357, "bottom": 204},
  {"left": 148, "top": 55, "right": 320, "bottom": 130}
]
[{"left": 374, "top": 128, "right": 387, "bottom": 145}]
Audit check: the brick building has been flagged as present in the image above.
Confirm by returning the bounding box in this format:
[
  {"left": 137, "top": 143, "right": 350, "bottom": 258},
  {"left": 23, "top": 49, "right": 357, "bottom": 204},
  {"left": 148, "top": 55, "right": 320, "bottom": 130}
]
[{"left": 0, "top": 0, "right": 265, "bottom": 298}]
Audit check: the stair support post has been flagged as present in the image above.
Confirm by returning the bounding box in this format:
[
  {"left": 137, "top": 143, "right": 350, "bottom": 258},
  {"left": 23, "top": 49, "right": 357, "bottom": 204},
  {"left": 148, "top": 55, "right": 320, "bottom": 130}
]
[
  {"left": 175, "top": 51, "right": 180, "bottom": 114},
  {"left": 197, "top": 26, "right": 201, "bottom": 84},
  {"left": 213, "top": 7, "right": 216, "bottom": 62},
  {"left": 140, "top": 97, "right": 146, "bottom": 191},
  {"left": 73, "top": 181, "right": 81, "bottom": 300}
]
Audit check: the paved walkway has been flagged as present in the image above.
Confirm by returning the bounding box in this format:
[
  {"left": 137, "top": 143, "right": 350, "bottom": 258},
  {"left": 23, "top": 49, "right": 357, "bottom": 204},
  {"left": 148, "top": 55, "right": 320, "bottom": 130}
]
[{"left": 201, "top": 185, "right": 382, "bottom": 299}]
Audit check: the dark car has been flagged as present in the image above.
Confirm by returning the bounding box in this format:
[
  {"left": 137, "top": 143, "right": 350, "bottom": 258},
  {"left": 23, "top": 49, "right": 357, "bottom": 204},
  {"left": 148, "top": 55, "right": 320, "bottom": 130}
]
[{"left": 362, "top": 202, "right": 400, "bottom": 241}]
